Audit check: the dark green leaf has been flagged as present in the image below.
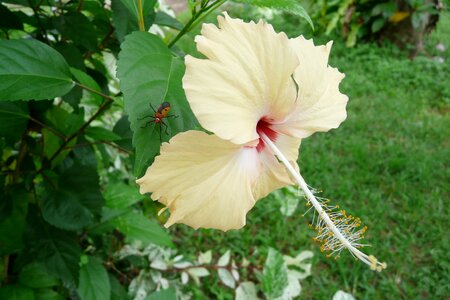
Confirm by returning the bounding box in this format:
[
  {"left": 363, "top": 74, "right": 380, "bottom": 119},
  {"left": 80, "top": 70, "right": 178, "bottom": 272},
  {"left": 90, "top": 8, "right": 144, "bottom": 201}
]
[
  {"left": 0, "top": 188, "right": 29, "bottom": 255},
  {"left": 0, "top": 39, "right": 74, "bottom": 101},
  {"left": 53, "top": 12, "right": 98, "bottom": 51},
  {"left": 0, "top": 4, "right": 23, "bottom": 30},
  {"left": 42, "top": 128, "right": 62, "bottom": 159},
  {"left": 262, "top": 248, "right": 289, "bottom": 299},
  {"left": 25, "top": 209, "right": 81, "bottom": 284},
  {"left": 119, "top": 0, "right": 156, "bottom": 22},
  {"left": 77, "top": 256, "right": 111, "bottom": 300},
  {"left": 0, "top": 101, "right": 29, "bottom": 141},
  {"left": 0, "top": 285, "right": 34, "bottom": 300},
  {"left": 144, "top": 288, "right": 176, "bottom": 300},
  {"left": 113, "top": 115, "right": 133, "bottom": 151},
  {"left": 103, "top": 181, "right": 142, "bottom": 208},
  {"left": 86, "top": 126, "right": 121, "bottom": 141},
  {"left": 154, "top": 11, "right": 183, "bottom": 30},
  {"left": 117, "top": 31, "right": 197, "bottom": 176},
  {"left": 62, "top": 86, "right": 83, "bottom": 110},
  {"left": 110, "top": 274, "right": 130, "bottom": 300},
  {"left": 44, "top": 106, "right": 84, "bottom": 136},
  {"left": 42, "top": 160, "right": 103, "bottom": 231},
  {"left": 54, "top": 43, "right": 86, "bottom": 71},
  {"left": 111, "top": 0, "right": 156, "bottom": 42},
  {"left": 34, "top": 288, "right": 64, "bottom": 300},
  {"left": 111, "top": 211, "right": 173, "bottom": 247},
  {"left": 19, "top": 263, "right": 59, "bottom": 288},
  {"left": 232, "top": 0, "right": 313, "bottom": 30},
  {"left": 70, "top": 68, "right": 103, "bottom": 105}
]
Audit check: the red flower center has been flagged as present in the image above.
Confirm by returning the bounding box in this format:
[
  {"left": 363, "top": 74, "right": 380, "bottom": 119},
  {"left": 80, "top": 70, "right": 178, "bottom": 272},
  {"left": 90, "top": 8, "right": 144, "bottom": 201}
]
[{"left": 256, "top": 117, "right": 278, "bottom": 152}]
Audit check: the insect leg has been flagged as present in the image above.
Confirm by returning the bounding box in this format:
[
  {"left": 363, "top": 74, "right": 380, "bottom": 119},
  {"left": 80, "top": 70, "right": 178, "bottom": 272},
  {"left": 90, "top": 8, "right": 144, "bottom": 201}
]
[
  {"left": 138, "top": 115, "right": 155, "bottom": 120},
  {"left": 161, "top": 120, "right": 169, "bottom": 135},
  {"left": 149, "top": 103, "right": 157, "bottom": 113}
]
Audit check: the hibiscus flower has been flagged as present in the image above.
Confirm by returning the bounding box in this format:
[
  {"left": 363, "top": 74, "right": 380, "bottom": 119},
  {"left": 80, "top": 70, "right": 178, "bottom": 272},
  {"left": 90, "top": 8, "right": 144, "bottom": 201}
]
[{"left": 137, "top": 13, "right": 385, "bottom": 271}]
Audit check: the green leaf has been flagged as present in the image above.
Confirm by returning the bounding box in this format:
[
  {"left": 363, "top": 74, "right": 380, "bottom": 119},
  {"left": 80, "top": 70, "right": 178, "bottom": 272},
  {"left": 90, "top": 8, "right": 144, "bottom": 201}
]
[
  {"left": 42, "top": 160, "right": 103, "bottom": 231},
  {"left": 346, "top": 23, "right": 361, "bottom": 48},
  {"left": 0, "top": 39, "right": 74, "bottom": 101},
  {"left": 54, "top": 42, "right": 86, "bottom": 71},
  {"left": 25, "top": 209, "right": 81, "bottom": 284},
  {"left": 111, "top": 0, "right": 156, "bottom": 42},
  {"left": 262, "top": 248, "right": 289, "bottom": 299},
  {"left": 371, "top": 18, "right": 386, "bottom": 33},
  {"left": 19, "top": 263, "right": 59, "bottom": 288},
  {"left": 233, "top": 0, "right": 313, "bottom": 30},
  {"left": 111, "top": 211, "right": 173, "bottom": 247},
  {"left": 103, "top": 181, "right": 142, "bottom": 209},
  {"left": 34, "top": 289, "right": 64, "bottom": 300},
  {"left": 77, "top": 256, "right": 111, "bottom": 300},
  {"left": 0, "top": 285, "right": 34, "bottom": 300},
  {"left": 144, "top": 288, "right": 176, "bottom": 300},
  {"left": 86, "top": 126, "right": 121, "bottom": 142},
  {"left": 154, "top": 11, "right": 183, "bottom": 30},
  {"left": 53, "top": 12, "right": 98, "bottom": 51},
  {"left": 0, "top": 101, "right": 29, "bottom": 141},
  {"left": 236, "top": 282, "right": 258, "bottom": 300},
  {"left": 0, "top": 3, "right": 23, "bottom": 30},
  {"left": 44, "top": 106, "right": 84, "bottom": 136},
  {"left": 113, "top": 115, "right": 133, "bottom": 151},
  {"left": 110, "top": 274, "right": 130, "bottom": 300},
  {"left": 117, "top": 31, "right": 197, "bottom": 176},
  {"left": 0, "top": 188, "right": 29, "bottom": 255},
  {"left": 70, "top": 68, "right": 103, "bottom": 105},
  {"left": 119, "top": 0, "right": 156, "bottom": 22}
]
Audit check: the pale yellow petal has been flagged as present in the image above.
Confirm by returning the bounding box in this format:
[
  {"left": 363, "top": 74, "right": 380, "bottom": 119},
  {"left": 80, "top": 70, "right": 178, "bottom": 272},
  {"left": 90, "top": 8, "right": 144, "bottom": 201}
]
[
  {"left": 252, "top": 134, "right": 301, "bottom": 200},
  {"left": 273, "top": 37, "right": 348, "bottom": 138},
  {"left": 183, "top": 13, "right": 298, "bottom": 145},
  {"left": 136, "top": 131, "right": 262, "bottom": 231}
]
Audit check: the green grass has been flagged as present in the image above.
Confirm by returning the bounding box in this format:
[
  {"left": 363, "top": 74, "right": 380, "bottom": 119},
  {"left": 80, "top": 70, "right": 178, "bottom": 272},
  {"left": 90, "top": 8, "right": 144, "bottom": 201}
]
[{"left": 171, "top": 10, "right": 450, "bottom": 299}]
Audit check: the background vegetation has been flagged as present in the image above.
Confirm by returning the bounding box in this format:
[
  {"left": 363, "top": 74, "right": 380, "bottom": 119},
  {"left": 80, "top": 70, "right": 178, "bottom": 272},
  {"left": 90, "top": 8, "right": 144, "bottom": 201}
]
[{"left": 0, "top": 0, "right": 448, "bottom": 299}]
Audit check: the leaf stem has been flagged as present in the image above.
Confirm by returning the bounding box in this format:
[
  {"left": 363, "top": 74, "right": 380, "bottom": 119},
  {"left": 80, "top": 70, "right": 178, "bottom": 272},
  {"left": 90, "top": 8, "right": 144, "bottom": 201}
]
[
  {"left": 167, "top": 0, "right": 226, "bottom": 48},
  {"left": 75, "top": 81, "right": 115, "bottom": 101},
  {"left": 137, "top": 0, "right": 145, "bottom": 31}
]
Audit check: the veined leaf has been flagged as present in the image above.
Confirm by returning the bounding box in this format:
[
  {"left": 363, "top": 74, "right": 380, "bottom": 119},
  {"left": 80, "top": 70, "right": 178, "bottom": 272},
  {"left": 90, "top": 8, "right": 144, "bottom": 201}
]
[
  {"left": 117, "top": 31, "right": 197, "bottom": 176},
  {"left": 25, "top": 209, "right": 81, "bottom": 284},
  {"left": 262, "top": 248, "right": 289, "bottom": 299},
  {"left": 77, "top": 256, "right": 111, "bottom": 300},
  {"left": 0, "top": 39, "right": 74, "bottom": 101},
  {"left": 111, "top": 210, "right": 173, "bottom": 247},
  {"left": 0, "top": 101, "right": 29, "bottom": 142},
  {"left": 103, "top": 181, "right": 143, "bottom": 209},
  {"left": 19, "top": 263, "right": 59, "bottom": 288},
  {"left": 53, "top": 12, "right": 98, "bottom": 51},
  {"left": 42, "top": 160, "right": 103, "bottom": 231}
]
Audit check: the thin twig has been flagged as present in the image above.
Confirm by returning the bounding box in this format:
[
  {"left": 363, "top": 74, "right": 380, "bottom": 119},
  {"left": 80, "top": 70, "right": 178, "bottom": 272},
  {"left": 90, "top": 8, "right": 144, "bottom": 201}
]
[
  {"left": 63, "top": 140, "right": 131, "bottom": 154},
  {"left": 28, "top": 116, "right": 66, "bottom": 140},
  {"left": 35, "top": 83, "right": 115, "bottom": 174}
]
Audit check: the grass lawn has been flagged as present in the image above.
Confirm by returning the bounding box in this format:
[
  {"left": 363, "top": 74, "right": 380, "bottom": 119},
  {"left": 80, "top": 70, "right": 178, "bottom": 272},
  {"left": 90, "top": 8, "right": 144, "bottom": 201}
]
[{"left": 171, "top": 10, "right": 450, "bottom": 299}]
